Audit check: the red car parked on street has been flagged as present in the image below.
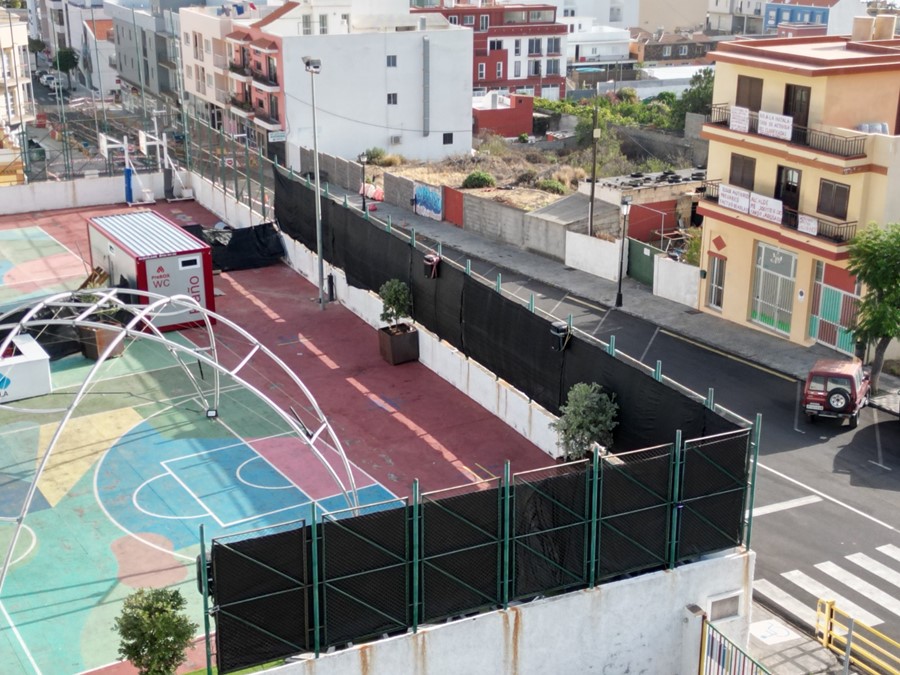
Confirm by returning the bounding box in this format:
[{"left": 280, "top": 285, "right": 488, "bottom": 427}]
[{"left": 801, "top": 359, "right": 870, "bottom": 429}]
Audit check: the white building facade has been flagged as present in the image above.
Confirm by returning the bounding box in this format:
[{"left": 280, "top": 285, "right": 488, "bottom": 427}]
[{"left": 0, "top": 10, "right": 35, "bottom": 127}]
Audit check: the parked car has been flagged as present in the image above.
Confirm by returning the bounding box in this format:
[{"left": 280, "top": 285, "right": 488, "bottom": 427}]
[
  {"left": 801, "top": 359, "right": 870, "bottom": 428},
  {"left": 39, "top": 71, "right": 57, "bottom": 86}
]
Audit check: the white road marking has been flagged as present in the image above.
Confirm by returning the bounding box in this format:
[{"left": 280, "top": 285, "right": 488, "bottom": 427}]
[
  {"left": 757, "top": 463, "right": 899, "bottom": 534},
  {"left": 639, "top": 327, "right": 659, "bottom": 363},
  {"left": 782, "top": 569, "right": 882, "bottom": 626},
  {"left": 754, "top": 579, "right": 817, "bottom": 628},
  {"left": 816, "top": 561, "right": 900, "bottom": 618},
  {"left": 846, "top": 552, "right": 900, "bottom": 590},
  {"left": 877, "top": 544, "right": 900, "bottom": 564},
  {"left": 751, "top": 495, "right": 822, "bottom": 517}
]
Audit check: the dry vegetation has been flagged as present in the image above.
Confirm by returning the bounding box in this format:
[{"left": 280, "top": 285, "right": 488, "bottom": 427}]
[{"left": 383, "top": 135, "right": 589, "bottom": 212}]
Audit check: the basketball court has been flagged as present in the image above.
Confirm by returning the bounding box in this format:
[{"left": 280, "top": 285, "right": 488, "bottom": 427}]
[{"left": 0, "top": 203, "right": 551, "bottom": 674}]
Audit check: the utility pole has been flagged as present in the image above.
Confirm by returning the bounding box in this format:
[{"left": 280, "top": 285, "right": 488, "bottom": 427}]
[{"left": 588, "top": 98, "right": 599, "bottom": 237}]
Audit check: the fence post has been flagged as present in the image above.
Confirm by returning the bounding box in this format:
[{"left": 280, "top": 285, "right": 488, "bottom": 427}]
[
  {"left": 386, "top": 216, "right": 392, "bottom": 232},
  {"left": 411, "top": 479, "right": 420, "bottom": 633},
  {"left": 607, "top": 335, "right": 616, "bottom": 356},
  {"left": 820, "top": 599, "right": 836, "bottom": 649},
  {"left": 502, "top": 461, "right": 511, "bottom": 609},
  {"left": 668, "top": 430, "right": 683, "bottom": 569},
  {"left": 843, "top": 616, "right": 854, "bottom": 675},
  {"left": 697, "top": 615, "right": 708, "bottom": 675},
  {"left": 199, "top": 524, "right": 213, "bottom": 675},
  {"left": 744, "top": 413, "right": 763, "bottom": 549},
  {"left": 589, "top": 447, "right": 601, "bottom": 587},
  {"left": 495, "top": 273, "right": 502, "bottom": 293},
  {"left": 411, "top": 229, "right": 416, "bottom": 249},
  {"left": 310, "top": 502, "right": 321, "bottom": 656},
  {"left": 258, "top": 148, "right": 266, "bottom": 220},
  {"left": 705, "top": 387, "right": 715, "bottom": 410},
  {"left": 654, "top": 360, "right": 662, "bottom": 381},
  {"left": 466, "top": 259, "right": 471, "bottom": 276},
  {"left": 528, "top": 293, "right": 534, "bottom": 313}
]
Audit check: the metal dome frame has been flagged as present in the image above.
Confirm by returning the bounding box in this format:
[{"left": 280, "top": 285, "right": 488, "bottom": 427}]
[{"left": 0, "top": 287, "right": 359, "bottom": 594}]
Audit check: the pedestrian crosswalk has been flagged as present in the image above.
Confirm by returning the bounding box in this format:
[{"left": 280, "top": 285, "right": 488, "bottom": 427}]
[{"left": 754, "top": 544, "right": 900, "bottom": 634}]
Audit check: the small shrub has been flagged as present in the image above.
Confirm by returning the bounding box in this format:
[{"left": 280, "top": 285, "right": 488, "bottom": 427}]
[
  {"left": 525, "top": 151, "right": 546, "bottom": 164},
  {"left": 551, "top": 382, "right": 619, "bottom": 460},
  {"left": 364, "top": 146, "right": 386, "bottom": 164},
  {"left": 462, "top": 170, "right": 496, "bottom": 189},
  {"left": 114, "top": 588, "right": 197, "bottom": 675},
  {"left": 378, "top": 279, "right": 412, "bottom": 327},
  {"left": 516, "top": 169, "right": 537, "bottom": 185},
  {"left": 681, "top": 227, "right": 702, "bottom": 266},
  {"left": 518, "top": 133, "right": 530, "bottom": 143},
  {"left": 536, "top": 178, "right": 566, "bottom": 195},
  {"left": 379, "top": 153, "right": 403, "bottom": 167}
]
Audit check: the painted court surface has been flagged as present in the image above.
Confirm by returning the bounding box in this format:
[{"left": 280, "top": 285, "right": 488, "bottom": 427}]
[{"left": 0, "top": 203, "right": 550, "bottom": 674}]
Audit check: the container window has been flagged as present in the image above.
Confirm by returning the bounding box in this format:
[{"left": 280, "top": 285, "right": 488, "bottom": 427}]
[{"left": 180, "top": 257, "right": 199, "bottom": 269}]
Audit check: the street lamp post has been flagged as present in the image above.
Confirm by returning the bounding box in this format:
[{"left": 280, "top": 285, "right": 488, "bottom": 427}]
[
  {"left": 357, "top": 151, "right": 367, "bottom": 213},
  {"left": 303, "top": 56, "right": 325, "bottom": 310},
  {"left": 615, "top": 195, "right": 632, "bottom": 309}
]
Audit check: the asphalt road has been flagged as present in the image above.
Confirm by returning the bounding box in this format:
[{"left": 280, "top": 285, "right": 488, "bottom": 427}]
[{"left": 438, "top": 243, "right": 900, "bottom": 639}]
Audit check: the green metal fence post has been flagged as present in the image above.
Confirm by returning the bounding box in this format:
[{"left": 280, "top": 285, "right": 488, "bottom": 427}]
[
  {"left": 259, "top": 148, "right": 267, "bottom": 220},
  {"left": 502, "top": 461, "right": 511, "bottom": 609},
  {"left": 567, "top": 314, "right": 573, "bottom": 330},
  {"left": 706, "top": 387, "right": 715, "bottom": 410},
  {"left": 243, "top": 140, "right": 251, "bottom": 208},
  {"left": 465, "top": 259, "right": 471, "bottom": 276},
  {"left": 588, "top": 448, "right": 601, "bottom": 587},
  {"left": 218, "top": 130, "right": 225, "bottom": 189},
  {"left": 386, "top": 215, "right": 392, "bottom": 232},
  {"left": 745, "top": 413, "right": 763, "bottom": 548},
  {"left": 411, "top": 479, "right": 420, "bottom": 633},
  {"left": 654, "top": 360, "right": 662, "bottom": 382},
  {"left": 410, "top": 229, "right": 416, "bottom": 249},
  {"left": 668, "top": 430, "right": 683, "bottom": 569},
  {"left": 528, "top": 294, "right": 534, "bottom": 313},
  {"left": 607, "top": 335, "right": 616, "bottom": 356},
  {"left": 309, "top": 502, "right": 321, "bottom": 656},
  {"left": 199, "top": 524, "right": 213, "bottom": 675},
  {"left": 495, "top": 273, "right": 502, "bottom": 293},
  {"left": 343, "top": 194, "right": 348, "bottom": 208},
  {"left": 437, "top": 242, "right": 442, "bottom": 257}
]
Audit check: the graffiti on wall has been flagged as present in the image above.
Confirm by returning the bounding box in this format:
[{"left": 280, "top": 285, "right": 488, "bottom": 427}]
[{"left": 413, "top": 182, "right": 442, "bottom": 221}]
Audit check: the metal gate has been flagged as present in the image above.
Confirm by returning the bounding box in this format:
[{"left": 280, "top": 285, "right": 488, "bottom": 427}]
[
  {"left": 627, "top": 238, "right": 665, "bottom": 287},
  {"left": 808, "top": 264, "right": 859, "bottom": 355},
  {"left": 750, "top": 243, "right": 796, "bottom": 335}
]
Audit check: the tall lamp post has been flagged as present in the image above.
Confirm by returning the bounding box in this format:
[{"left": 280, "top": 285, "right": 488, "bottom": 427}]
[
  {"left": 357, "top": 151, "right": 367, "bottom": 212},
  {"left": 303, "top": 56, "right": 325, "bottom": 310},
  {"left": 615, "top": 195, "right": 632, "bottom": 308}
]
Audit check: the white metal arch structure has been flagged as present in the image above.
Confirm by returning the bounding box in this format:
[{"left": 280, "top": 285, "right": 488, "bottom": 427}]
[{"left": 0, "top": 288, "right": 359, "bottom": 594}]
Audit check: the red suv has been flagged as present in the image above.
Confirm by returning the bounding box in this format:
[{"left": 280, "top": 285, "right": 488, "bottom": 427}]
[{"left": 801, "top": 359, "right": 870, "bottom": 428}]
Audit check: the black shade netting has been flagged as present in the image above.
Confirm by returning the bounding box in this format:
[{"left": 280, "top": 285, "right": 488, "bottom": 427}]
[
  {"left": 681, "top": 431, "right": 751, "bottom": 500},
  {"left": 461, "top": 277, "right": 564, "bottom": 412},
  {"left": 421, "top": 489, "right": 501, "bottom": 621},
  {"left": 677, "top": 489, "right": 746, "bottom": 561},
  {"left": 512, "top": 469, "right": 589, "bottom": 599},
  {"left": 273, "top": 166, "right": 317, "bottom": 248},
  {"left": 597, "top": 505, "right": 669, "bottom": 579}
]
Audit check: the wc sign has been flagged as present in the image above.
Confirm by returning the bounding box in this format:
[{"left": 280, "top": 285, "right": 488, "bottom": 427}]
[{"left": 151, "top": 265, "right": 171, "bottom": 288}]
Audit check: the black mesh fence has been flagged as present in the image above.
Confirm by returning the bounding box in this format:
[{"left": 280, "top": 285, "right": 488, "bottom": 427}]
[
  {"left": 677, "top": 429, "right": 752, "bottom": 561},
  {"left": 512, "top": 463, "right": 592, "bottom": 599},
  {"left": 210, "top": 525, "right": 310, "bottom": 673},
  {"left": 421, "top": 481, "right": 503, "bottom": 622},
  {"left": 597, "top": 445, "right": 672, "bottom": 580},
  {"left": 320, "top": 506, "right": 410, "bottom": 647}
]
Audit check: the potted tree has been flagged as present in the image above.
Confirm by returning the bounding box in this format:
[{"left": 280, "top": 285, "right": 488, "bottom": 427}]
[
  {"left": 551, "top": 382, "right": 619, "bottom": 461},
  {"left": 378, "top": 279, "right": 418, "bottom": 365}
]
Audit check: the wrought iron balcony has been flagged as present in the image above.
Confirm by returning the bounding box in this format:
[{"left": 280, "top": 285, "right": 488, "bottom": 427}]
[
  {"left": 701, "top": 179, "right": 857, "bottom": 244},
  {"left": 707, "top": 104, "right": 867, "bottom": 159}
]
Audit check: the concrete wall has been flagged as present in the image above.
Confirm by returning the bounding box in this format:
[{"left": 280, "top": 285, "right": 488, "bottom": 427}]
[
  {"left": 384, "top": 172, "right": 416, "bottom": 214},
  {"left": 462, "top": 194, "right": 526, "bottom": 249},
  {"left": 191, "top": 173, "right": 254, "bottom": 229},
  {"left": 0, "top": 170, "right": 189, "bottom": 215},
  {"left": 684, "top": 112, "right": 709, "bottom": 167},
  {"left": 565, "top": 231, "right": 623, "bottom": 282},
  {"left": 654, "top": 256, "right": 701, "bottom": 308},
  {"left": 267, "top": 550, "right": 755, "bottom": 675},
  {"left": 614, "top": 124, "right": 695, "bottom": 163}
]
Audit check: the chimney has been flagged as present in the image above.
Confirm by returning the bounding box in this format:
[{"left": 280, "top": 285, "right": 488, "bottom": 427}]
[
  {"left": 873, "top": 14, "right": 897, "bottom": 40},
  {"left": 851, "top": 16, "right": 875, "bottom": 41}
]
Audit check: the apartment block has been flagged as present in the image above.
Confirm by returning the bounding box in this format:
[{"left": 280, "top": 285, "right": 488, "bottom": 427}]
[
  {"left": 697, "top": 16, "right": 900, "bottom": 354},
  {"left": 0, "top": 10, "right": 36, "bottom": 128}
]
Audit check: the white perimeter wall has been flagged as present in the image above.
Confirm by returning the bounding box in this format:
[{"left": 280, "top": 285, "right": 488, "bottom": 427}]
[
  {"left": 282, "top": 26, "right": 473, "bottom": 166},
  {"left": 654, "top": 255, "right": 700, "bottom": 309},
  {"left": 0, "top": 170, "right": 190, "bottom": 215},
  {"left": 267, "top": 550, "right": 755, "bottom": 675},
  {"left": 565, "top": 230, "right": 623, "bottom": 282}
]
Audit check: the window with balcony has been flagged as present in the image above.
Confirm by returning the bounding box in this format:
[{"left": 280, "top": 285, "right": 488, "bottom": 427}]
[
  {"left": 503, "top": 11, "right": 527, "bottom": 24},
  {"left": 528, "top": 38, "right": 541, "bottom": 55},
  {"left": 817, "top": 180, "right": 849, "bottom": 220},
  {"left": 729, "top": 154, "right": 755, "bottom": 190},
  {"left": 529, "top": 10, "right": 553, "bottom": 22},
  {"left": 736, "top": 75, "right": 763, "bottom": 111},
  {"left": 776, "top": 166, "right": 802, "bottom": 213},
  {"left": 707, "top": 255, "right": 726, "bottom": 310}
]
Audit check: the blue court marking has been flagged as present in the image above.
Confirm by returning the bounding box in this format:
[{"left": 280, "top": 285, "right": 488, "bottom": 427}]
[{"left": 163, "top": 444, "right": 310, "bottom": 528}]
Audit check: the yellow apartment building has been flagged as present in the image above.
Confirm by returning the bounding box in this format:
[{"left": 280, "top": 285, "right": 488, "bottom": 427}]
[{"left": 698, "top": 15, "right": 900, "bottom": 354}]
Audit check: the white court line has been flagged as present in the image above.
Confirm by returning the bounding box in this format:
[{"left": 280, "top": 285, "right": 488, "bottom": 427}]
[
  {"left": 162, "top": 463, "right": 226, "bottom": 528},
  {"left": 878, "top": 544, "right": 900, "bottom": 563},
  {"left": 846, "top": 552, "right": 900, "bottom": 590},
  {"left": 816, "top": 561, "right": 900, "bottom": 618},
  {"left": 757, "top": 463, "right": 899, "bottom": 534},
  {"left": 782, "top": 569, "right": 882, "bottom": 626},
  {"left": 750, "top": 495, "right": 822, "bottom": 517},
  {"left": 0, "top": 600, "right": 42, "bottom": 675},
  {"left": 753, "top": 578, "right": 817, "bottom": 628},
  {"left": 133, "top": 474, "right": 208, "bottom": 520},
  {"left": 236, "top": 457, "right": 294, "bottom": 490}
]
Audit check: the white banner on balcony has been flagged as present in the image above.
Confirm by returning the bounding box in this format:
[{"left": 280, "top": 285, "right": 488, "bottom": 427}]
[
  {"left": 719, "top": 184, "right": 750, "bottom": 213},
  {"left": 730, "top": 106, "right": 750, "bottom": 132},
  {"left": 758, "top": 111, "right": 793, "bottom": 141},
  {"left": 749, "top": 192, "right": 783, "bottom": 224},
  {"left": 798, "top": 213, "right": 818, "bottom": 236}
]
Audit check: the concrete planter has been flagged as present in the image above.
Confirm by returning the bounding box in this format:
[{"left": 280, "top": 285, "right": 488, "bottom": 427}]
[{"left": 378, "top": 325, "right": 419, "bottom": 365}]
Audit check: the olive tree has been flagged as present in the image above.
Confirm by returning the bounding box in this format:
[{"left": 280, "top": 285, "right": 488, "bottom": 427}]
[{"left": 848, "top": 223, "right": 900, "bottom": 393}]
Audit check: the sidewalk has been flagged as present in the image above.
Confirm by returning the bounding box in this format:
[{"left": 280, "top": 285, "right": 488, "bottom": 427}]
[{"left": 329, "top": 183, "right": 899, "bottom": 416}]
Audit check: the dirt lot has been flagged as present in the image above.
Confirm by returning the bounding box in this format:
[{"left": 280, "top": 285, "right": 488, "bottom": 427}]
[{"left": 386, "top": 143, "right": 586, "bottom": 212}]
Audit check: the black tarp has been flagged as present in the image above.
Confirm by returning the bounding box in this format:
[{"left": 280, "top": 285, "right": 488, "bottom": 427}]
[{"left": 186, "top": 222, "right": 286, "bottom": 272}]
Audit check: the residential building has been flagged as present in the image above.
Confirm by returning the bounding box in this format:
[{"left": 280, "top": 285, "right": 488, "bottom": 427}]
[
  {"left": 630, "top": 28, "right": 713, "bottom": 66},
  {"left": 697, "top": 17, "right": 900, "bottom": 354},
  {"left": 775, "top": 21, "right": 828, "bottom": 38},
  {"left": 763, "top": 0, "right": 860, "bottom": 36},
  {"left": 472, "top": 91, "right": 533, "bottom": 137},
  {"left": 79, "top": 18, "right": 120, "bottom": 94},
  {"left": 516, "top": 0, "right": 707, "bottom": 33},
  {"left": 411, "top": 1, "right": 567, "bottom": 100},
  {"left": 559, "top": 18, "right": 631, "bottom": 67},
  {"left": 0, "top": 10, "right": 36, "bottom": 128},
  {"left": 35, "top": 0, "right": 105, "bottom": 55},
  {"left": 707, "top": 0, "right": 766, "bottom": 35}
]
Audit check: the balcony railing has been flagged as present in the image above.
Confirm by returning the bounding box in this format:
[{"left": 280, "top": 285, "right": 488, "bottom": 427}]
[
  {"left": 230, "top": 96, "right": 253, "bottom": 112},
  {"left": 701, "top": 180, "right": 857, "bottom": 244},
  {"left": 250, "top": 69, "right": 278, "bottom": 87},
  {"left": 213, "top": 54, "right": 227, "bottom": 69},
  {"left": 253, "top": 108, "right": 280, "bottom": 127},
  {"left": 707, "top": 104, "right": 867, "bottom": 158}
]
